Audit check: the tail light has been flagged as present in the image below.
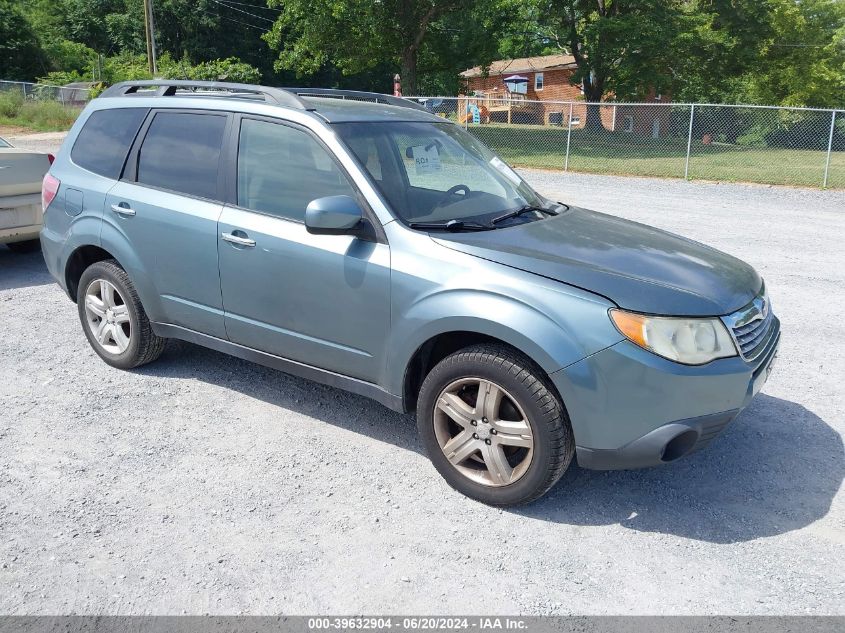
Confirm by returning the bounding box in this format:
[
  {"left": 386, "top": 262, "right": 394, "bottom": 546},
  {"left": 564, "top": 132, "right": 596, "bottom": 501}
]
[
  {"left": 42, "top": 173, "right": 60, "bottom": 211},
  {"left": 47, "top": 153, "right": 55, "bottom": 165}
]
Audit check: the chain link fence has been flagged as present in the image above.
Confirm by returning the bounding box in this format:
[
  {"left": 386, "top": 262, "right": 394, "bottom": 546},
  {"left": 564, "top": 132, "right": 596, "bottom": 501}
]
[
  {"left": 0, "top": 80, "right": 91, "bottom": 106},
  {"left": 409, "top": 97, "right": 845, "bottom": 189}
]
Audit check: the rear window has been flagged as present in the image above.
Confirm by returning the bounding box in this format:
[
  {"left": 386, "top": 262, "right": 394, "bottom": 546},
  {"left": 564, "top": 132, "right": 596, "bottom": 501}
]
[
  {"left": 136, "top": 112, "right": 227, "bottom": 199},
  {"left": 71, "top": 108, "right": 147, "bottom": 179}
]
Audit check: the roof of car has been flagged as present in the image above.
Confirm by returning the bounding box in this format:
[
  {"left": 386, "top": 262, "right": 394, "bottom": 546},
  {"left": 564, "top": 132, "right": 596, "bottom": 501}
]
[
  {"left": 304, "top": 97, "right": 443, "bottom": 123},
  {"left": 98, "top": 81, "right": 445, "bottom": 125}
]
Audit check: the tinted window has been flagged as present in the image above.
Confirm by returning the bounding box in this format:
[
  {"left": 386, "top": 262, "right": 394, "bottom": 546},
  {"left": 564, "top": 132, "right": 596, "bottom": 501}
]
[
  {"left": 137, "top": 112, "right": 227, "bottom": 199},
  {"left": 237, "top": 118, "right": 356, "bottom": 221},
  {"left": 71, "top": 108, "right": 147, "bottom": 179}
]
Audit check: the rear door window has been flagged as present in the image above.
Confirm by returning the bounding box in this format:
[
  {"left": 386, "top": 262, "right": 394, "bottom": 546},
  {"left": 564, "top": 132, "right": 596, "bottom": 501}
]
[
  {"left": 71, "top": 108, "right": 147, "bottom": 179},
  {"left": 136, "top": 111, "right": 227, "bottom": 199}
]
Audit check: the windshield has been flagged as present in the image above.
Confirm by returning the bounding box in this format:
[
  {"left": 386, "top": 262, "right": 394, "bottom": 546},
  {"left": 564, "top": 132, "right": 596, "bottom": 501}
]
[
  {"left": 0, "top": 137, "right": 10, "bottom": 148},
  {"left": 334, "top": 121, "right": 547, "bottom": 226}
]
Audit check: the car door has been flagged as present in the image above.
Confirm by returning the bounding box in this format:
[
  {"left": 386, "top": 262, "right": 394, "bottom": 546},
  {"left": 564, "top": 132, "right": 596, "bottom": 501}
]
[
  {"left": 217, "top": 115, "right": 390, "bottom": 383},
  {"left": 101, "top": 109, "right": 229, "bottom": 339}
]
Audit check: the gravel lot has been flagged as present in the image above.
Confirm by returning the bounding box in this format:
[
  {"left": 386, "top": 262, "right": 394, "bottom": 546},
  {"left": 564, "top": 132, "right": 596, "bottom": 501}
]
[{"left": 1, "top": 134, "right": 844, "bottom": 615}]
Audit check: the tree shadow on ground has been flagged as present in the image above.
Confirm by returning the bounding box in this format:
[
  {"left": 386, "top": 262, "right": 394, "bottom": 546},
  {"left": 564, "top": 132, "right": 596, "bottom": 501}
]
[{"left": 141, "top": 340, "right": 843, "bottom": 545}]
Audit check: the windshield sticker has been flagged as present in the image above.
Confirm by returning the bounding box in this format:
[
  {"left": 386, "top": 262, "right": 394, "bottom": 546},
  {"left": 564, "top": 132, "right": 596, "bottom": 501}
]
[
  {"left": 490, "top": 156, "right": 521, "bottom": 185},
  {"left": 411, "top": 144, "right": 442, "bottom": 175}
]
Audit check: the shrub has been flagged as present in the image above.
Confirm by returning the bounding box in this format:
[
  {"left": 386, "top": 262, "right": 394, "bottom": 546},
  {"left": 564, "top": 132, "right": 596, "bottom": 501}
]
[
  {"left": 0, "top": 96, "right": 80, "bottom": 131},
  {"left": 0, "top": 90, "right": 24, "bottom": 118},
  {"left": 37, "top": 70, "right": 86, "bottom": 87}
]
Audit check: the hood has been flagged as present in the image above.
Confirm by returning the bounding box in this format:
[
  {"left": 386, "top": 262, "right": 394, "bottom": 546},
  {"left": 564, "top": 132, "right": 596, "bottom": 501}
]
[{"left": 433, "top": 207, "right": 761, "bottom": 316}]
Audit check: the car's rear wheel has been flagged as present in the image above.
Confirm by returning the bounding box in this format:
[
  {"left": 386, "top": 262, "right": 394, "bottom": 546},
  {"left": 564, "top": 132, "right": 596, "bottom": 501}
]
[
  {"left": 77, "top": 259, "right": 166, "bottom": 369},
  {"left": 7, "top": 239, "right": 40, "bottom": 253},
  {"left": 416, "top": 344, "right": 574, "bottom": 506}
]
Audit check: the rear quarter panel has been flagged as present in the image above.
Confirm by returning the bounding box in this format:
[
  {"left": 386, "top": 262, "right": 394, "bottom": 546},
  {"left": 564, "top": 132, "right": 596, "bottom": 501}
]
[{"left": 40, "top": 105, "right": 114, "bottom": 291}]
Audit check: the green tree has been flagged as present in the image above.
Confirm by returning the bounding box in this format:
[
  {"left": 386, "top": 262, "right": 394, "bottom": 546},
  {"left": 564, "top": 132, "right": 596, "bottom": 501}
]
[
  {"left": 0, "top": 0, "right": 48, "bottom": 80},
  {"left": 746, "top": 0, "right": 845, "bottom": 108},
  {"left": 153, "top": 0, "right": 275, "bottom": 74},
  {"left": 531, "top": 0, "right": 700, "bottom": 127},
  {"left": 671, "top": 0, "right": 845, "bottom": 108},
  {"left": 264, "top": 0, "right": 472, "bottom": 95},
  {"left": 669, "top": 0, "right": 777, "bottom": 103}
]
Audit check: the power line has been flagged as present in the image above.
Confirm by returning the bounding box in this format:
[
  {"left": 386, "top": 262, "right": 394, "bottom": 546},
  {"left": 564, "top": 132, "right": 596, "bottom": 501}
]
[
  {"left": 197, "top": 7, "right": 269, "bottom": 31},
  {"left": 213, "top": 0, "right": 282, "bottom": 11},
  {"left": 208, "top": 0, "right": 277, "bottom": 24}
]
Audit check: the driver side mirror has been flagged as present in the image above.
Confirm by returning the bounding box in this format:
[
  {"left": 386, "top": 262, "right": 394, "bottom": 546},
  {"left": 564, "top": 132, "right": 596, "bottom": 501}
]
[{"left": 305, "top": 195, "right": 364, "bottom": 236}]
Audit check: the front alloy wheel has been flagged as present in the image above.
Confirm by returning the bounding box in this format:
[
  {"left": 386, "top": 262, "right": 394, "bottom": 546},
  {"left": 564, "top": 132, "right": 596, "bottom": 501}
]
[
  {"left": 434, "top": 377, "right": 534, "bottom": 486},
  {"left": 417, "top": 344, "right": 575, "bottom": 506}
]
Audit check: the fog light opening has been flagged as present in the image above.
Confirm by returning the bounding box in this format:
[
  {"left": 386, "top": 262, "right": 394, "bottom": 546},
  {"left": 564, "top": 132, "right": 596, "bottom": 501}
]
[{"left": 661, "top": 430, "right": 699, "bottom": 462}]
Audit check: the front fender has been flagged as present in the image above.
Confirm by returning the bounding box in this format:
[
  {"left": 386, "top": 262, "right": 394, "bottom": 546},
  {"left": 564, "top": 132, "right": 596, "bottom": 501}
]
[{"left": 384, "top": 285, "right": 622, "bottom": 397}]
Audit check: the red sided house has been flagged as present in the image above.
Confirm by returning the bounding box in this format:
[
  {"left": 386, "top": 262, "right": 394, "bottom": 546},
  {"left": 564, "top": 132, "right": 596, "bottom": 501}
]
[{"left": 459, "top": 54, "right": 670, "bottom": 137}]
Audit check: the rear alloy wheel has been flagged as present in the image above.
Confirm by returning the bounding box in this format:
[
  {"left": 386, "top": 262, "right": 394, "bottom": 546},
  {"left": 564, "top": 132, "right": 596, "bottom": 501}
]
[
  {"left": 417, "top": 344, "right": 574, "bottom": 506},
  {"left": 84, "top": 278, "right": 132, "bottom": 355},
  {"left": 77, "top": 259, "right": 166, "bottom": 369}
]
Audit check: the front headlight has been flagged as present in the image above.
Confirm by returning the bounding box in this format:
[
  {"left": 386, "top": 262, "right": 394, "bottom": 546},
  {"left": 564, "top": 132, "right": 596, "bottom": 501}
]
[{"left": 609, "top": 309, "right": 737, "bottom": 365}]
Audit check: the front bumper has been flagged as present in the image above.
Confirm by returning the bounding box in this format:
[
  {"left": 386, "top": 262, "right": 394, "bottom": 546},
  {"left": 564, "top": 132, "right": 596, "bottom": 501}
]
[{"left": 552, "top": 317, "right": 780, "bottom": 470}]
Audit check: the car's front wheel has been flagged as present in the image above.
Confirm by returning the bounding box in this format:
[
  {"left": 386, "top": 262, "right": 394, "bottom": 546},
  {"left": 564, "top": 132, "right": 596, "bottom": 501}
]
[
  {"left": 416, "top": 344, "right": 574, "bottom": 506},
  {"left": 77, "top": 259, "right": 166, "bottom": 369}
]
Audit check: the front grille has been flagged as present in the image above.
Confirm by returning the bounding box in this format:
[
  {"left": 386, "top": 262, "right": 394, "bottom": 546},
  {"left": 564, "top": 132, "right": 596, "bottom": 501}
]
[
  {"left": 723, "top": 288, "right": 778, "bottom": 362},
  {"left": 733, "top": 307, "right": 776, "bottom": 359}
]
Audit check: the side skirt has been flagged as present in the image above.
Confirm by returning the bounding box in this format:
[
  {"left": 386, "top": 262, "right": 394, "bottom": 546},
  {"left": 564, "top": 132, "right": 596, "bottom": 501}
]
[{"left": 151, "top": 322, "right": 405, "bottom": 413}]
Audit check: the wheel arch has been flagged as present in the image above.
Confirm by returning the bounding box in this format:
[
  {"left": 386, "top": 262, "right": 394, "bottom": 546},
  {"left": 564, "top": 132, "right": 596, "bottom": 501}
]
[
  {"left": 64, "top": 244, "right": 123, "bottom": 302},
  {"left": 400, "top": 328, "right": 569, "bottom": 415}
]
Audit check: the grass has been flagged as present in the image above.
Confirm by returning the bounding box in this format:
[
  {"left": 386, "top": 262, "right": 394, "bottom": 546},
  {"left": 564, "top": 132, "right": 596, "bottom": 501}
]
[
  {"left": 0, "top": 92, "right": 82, "bottom": 133},
  {"left": 470, "top": 123, "right": 845, "bottom": 189}
]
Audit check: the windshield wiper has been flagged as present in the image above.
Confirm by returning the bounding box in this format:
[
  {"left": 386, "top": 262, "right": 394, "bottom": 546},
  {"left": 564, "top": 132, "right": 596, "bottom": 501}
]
[
  {"left": 408, "top": 219, "right": 493, "bottom": 232},
  {"left": 491, "top": 204, "right": 559, "bottom": 225}
]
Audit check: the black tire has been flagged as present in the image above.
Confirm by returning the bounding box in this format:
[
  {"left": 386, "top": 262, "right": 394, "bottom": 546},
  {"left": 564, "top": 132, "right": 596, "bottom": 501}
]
[
  {"left": 7, "top": 239, "right": 41, "bottom": 253},
  {"left": 77, "top": 259, "right": 166, "bottom": 369},
  {"left": 416, "top": 344, "right": 574, "bottom": 506}
]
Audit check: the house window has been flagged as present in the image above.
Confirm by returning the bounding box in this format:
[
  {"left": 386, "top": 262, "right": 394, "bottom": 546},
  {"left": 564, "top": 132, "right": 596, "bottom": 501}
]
[
  {"left": 623, "top": 115, "right": 634, "bottom": 133},
  {"left": 534, "top": 73, "right": 544, "bottom": 91},
  {"left": 569, "top": 115, "right": 581, "bottom": 126}
]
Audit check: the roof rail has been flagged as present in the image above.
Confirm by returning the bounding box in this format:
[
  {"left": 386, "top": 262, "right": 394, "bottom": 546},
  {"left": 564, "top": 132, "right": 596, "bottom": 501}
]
[
  {"left": 280, "top": 88, "right": 428, "bottom": 112},
  {"left": 100, "top": 80, "right": 315, "bottom": 111}
]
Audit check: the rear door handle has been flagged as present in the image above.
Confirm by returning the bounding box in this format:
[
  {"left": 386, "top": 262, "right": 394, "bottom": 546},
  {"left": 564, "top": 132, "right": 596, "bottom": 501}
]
[
  {"left": 221, "top": 232, "right": 256, "bottom": 247},
  {"left": 110, "top": 203, "right": 136, "bottom": 217}
]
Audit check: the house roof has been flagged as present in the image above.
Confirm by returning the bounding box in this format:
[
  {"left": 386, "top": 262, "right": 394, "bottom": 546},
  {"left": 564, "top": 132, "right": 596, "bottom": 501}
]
[{"left": 460, "top": 54, "right": 577, "bottom": 78}]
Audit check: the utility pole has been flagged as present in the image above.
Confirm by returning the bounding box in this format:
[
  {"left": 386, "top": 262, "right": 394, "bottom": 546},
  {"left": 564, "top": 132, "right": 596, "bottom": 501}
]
[{"left": 143, "top": 0, "right": 158, "bottom": 75}]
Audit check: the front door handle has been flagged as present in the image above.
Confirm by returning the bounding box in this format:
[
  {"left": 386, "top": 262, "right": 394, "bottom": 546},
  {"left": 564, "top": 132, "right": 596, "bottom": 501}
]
[
  {"left": 221, "top": 232, "right": 256, "bottom": 247},
  {"left": 110, "top": 203, "right": 135, "bottom": 217}
]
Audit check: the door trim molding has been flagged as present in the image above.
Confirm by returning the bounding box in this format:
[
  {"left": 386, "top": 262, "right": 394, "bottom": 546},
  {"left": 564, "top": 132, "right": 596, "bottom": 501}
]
[{"left": 151, "top": 322, "right": 404, "bottom": 412}]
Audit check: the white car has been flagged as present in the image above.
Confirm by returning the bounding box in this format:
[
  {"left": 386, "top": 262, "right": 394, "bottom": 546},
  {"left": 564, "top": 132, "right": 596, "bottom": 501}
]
[{"left": 0, "top": 136, "right": 52, "bottom": 253}]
